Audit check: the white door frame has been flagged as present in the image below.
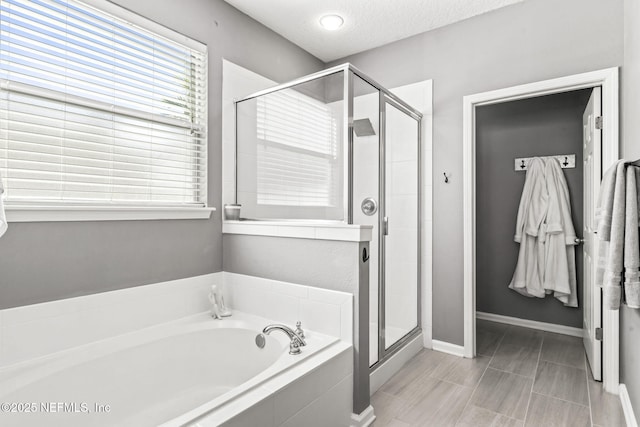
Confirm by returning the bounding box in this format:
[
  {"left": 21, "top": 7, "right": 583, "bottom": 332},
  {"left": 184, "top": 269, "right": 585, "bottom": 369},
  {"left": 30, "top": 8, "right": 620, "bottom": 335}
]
[{"left": 462, "top": 67, "right": 620, "bottom": 393}]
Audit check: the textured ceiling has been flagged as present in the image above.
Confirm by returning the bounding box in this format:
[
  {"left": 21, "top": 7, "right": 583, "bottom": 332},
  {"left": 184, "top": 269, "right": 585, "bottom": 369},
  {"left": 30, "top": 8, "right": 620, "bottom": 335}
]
[{"left": 224, "top": 0, "right": 524, "bottom": 62}]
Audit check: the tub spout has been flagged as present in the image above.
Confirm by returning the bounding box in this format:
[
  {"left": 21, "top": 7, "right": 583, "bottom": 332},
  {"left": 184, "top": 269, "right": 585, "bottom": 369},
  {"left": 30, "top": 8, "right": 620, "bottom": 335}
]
[{"left": 262, "top": 324, "right": 306, "bottom": 355}]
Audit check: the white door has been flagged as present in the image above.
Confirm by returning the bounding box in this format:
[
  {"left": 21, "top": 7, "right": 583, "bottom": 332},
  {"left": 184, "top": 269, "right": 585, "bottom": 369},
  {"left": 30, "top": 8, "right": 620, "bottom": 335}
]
[{"left": 583, "top": 87, "right": 602, "bottom": 381}]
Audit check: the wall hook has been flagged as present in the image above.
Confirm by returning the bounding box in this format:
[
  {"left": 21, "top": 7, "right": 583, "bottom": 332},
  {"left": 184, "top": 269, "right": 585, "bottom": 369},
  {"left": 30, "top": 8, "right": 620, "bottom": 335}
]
[
  {"left": 520, "top": 159, "right": 526, "bottom": 169},
  {"left": 563, "top": 156, "right": 569, "bottom": 166},
  {"left": 443, "top": 172, "right": 449, "bottom": 183}
]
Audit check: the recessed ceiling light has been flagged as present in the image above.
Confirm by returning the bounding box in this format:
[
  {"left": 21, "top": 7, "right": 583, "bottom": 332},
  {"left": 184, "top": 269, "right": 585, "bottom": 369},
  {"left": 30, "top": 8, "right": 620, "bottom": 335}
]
[{"left": 319, "top": 14, "right": 344, "bottom": 31}]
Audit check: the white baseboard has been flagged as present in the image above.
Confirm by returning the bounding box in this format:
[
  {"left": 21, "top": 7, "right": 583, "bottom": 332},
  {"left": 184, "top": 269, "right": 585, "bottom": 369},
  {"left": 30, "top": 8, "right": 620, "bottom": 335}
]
[
  {"left": 620, "top": 384, "right": 639, "bottom": 427},
  {"left": 432, "top": 339, "right": 465, "bottom": 357},
  {"left": 476, "top": 311, "right": 582, "bottom": 337},
  {"left": 351, "top": 405, "right": 376, "bottom": 427}
]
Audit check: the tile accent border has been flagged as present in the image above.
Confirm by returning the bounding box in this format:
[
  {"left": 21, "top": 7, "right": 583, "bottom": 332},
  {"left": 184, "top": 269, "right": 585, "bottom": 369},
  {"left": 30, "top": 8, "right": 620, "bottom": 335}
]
[
  {"left": 477, "top": 311, "right": 582, "bottom": 338},
  {"left": 620, "top": 384, "right": 639, "bottom": 427},
  {"left": 431, "top": 339, "right": 465, "bottom": 357}
]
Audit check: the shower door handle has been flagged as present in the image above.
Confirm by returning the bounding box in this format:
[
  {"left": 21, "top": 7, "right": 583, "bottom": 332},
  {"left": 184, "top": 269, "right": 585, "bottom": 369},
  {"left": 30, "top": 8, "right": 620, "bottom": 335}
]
[
  {"left": 361, "top": 197, "right": 378, "bottom": 216},
  {"left": 383, "top": 216, "right": 389, "bottom": 236}
]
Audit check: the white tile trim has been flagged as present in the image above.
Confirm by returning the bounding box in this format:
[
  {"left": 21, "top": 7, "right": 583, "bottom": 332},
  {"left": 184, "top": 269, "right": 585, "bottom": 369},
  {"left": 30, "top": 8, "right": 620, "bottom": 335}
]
[
  {"left": 6, "top": 206, "right": 215, "bottom": 222},
  {"left": 223, "top": 220, "right": 373, "bottom": 242},
  {"left": 476, "top": 312, "right": 583, "bottom": 338},
  {"left": 431, "top": 339, "right": 465, "bottom": 357},
  {"left": 350, "top": 405, "right": 376, "bottom": 427},
  {"left": 620, "top": 384, "right": 639, "bottom": 427}
]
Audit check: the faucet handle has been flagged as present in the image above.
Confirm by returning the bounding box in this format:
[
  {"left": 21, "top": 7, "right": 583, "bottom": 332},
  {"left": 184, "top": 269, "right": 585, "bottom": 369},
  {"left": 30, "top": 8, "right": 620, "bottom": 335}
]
[
  {"left": 295, "top": 320, "right": 305, "bottom": 342},
  {"left": 289, "top": 340, "right": 302, "bottom": 355}
]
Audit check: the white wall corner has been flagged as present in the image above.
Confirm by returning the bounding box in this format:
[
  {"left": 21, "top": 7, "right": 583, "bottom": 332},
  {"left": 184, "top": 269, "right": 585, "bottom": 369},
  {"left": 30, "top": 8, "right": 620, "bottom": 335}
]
[
  {"left": 620, "top": 384, "right": 639, "bottom": 427},
  {"left": 431, "top": 339, "right": 465, "bottom": 358},
  {"left": 350, "top": 405, "right": 376, "bottom": 427}
]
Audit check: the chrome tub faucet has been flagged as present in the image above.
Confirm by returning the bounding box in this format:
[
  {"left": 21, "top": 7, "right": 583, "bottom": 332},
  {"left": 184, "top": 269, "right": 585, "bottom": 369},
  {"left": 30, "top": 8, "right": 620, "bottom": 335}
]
[{"left": 262, "top": 323, "right": 306, "bottom": 355}]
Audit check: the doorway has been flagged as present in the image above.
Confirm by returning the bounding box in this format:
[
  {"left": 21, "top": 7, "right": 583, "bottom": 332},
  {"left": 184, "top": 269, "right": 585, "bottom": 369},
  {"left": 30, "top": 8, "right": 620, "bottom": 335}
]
[{"left": 462, "top": 68, "right": 620, "bottom": 393}]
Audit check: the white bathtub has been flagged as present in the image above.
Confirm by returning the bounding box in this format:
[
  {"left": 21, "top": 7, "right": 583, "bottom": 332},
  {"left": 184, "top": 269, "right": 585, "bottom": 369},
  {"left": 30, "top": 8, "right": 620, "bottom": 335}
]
[{"left": 0, "top": 311, "right": 350, "bottom": 427}]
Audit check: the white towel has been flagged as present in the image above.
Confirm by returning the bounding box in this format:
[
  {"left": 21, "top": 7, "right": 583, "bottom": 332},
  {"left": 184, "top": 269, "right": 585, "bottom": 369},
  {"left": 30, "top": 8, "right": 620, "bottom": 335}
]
[
  {"left": 0, "top": 174, "right": 7, "bottom": 238},
  {"left": 624, "top": 166, "right": 640, "bottom": 308},
  {"left": 599, "top": 162, "right": 627, "bottom": 309},
  {"left": 595, "top": 160, "right": 624, "bottom": 309},
  {"left": 596, "top": 159, "right": 626, "bottom": 240}
]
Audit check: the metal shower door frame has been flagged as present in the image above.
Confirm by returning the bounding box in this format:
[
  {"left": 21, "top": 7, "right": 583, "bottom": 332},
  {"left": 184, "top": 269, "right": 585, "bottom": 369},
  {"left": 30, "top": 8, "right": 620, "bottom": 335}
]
[{"left": 374, "top": 93, "right": 423, "bottom": 369}]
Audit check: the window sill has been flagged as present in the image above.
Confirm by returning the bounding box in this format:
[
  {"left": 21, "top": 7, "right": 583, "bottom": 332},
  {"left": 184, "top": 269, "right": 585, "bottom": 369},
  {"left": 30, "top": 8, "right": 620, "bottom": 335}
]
[
  {"left": 222, "top": 220, "right": 373, "bottom": 242},
  {"left": 5, "top": 206, "right": 216, "bottom": 222}
]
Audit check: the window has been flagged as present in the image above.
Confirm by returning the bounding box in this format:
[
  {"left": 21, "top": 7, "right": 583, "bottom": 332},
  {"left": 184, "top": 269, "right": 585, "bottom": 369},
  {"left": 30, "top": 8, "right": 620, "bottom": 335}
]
[
  {"left": 235, "top": 69, "right": 345, "bottom": 222},
  {"left": 0, "top": 0, "right": 208, "bottom": 211},
  {"left": 256, "top": 89, "right": 339, "bottom": 207}
]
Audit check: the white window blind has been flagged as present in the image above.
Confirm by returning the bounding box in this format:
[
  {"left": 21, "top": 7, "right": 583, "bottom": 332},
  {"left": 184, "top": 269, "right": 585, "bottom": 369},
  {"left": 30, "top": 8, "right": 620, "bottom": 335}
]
[
  {"left": 0, "top": 0, "right": 208, "bottom": 208},
  {"left": 256, "top": 89, "right": 339, "bottom": 207}
]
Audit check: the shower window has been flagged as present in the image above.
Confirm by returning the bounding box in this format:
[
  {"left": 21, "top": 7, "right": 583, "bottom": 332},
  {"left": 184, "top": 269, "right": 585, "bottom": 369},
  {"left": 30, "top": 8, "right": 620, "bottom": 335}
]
[
  {"left": 0, "top": 0, "right": 208, "bottom": 212},
  {"left": 236, "top": 71, "right": 344, "bottom": 221},
  {"left": 256, "top": 90, "right": 339, "bottom": 207}
]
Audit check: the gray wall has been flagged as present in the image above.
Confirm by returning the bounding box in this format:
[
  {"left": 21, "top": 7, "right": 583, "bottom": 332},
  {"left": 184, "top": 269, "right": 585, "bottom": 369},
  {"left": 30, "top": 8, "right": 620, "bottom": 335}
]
[
  {"left": 621, "top": 0, "right": 640, "bottom": 417},
  {"left": 223, "top": 235, "right": 361, "bottom": 294},
  {"left": 0, "top": 0, "right": 323, "bottom": 309},
  {"left": 330, "top": 0, "right": 624, "bottom": 344},
  {"left": 476, "top": 90, "right": 591, "bottom": 328}
]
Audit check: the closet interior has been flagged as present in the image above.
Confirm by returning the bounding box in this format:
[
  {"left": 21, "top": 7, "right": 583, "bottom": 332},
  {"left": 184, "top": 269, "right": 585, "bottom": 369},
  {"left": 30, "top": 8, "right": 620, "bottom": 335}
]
[{"left": 474, "top": 88, "right": 599, "bottom": 378}]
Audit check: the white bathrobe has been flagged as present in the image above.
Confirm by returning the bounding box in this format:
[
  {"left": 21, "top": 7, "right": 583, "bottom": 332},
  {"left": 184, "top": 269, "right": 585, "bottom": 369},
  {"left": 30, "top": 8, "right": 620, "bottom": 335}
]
[
  {"left": 542, "top": 158, "right": 578, "bottom": 307},
  {"left": 509, "top": 157, "right": 548, "bottom": 298},
  {"left": 509, "top": 157, "right": 578, "bottom": 307}
]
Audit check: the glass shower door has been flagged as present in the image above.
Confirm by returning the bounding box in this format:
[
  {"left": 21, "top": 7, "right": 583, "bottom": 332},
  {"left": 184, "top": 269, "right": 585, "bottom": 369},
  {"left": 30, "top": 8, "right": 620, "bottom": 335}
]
[
  {"left": 351, "top": 77, "right": 421, "bottom": 367},
  {"left": 381, "top": 97, "right": 420, "bottom": 352}
]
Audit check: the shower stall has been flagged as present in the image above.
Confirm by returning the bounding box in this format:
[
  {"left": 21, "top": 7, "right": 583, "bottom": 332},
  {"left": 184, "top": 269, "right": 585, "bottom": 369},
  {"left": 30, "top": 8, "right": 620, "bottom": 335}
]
[{"left": 234, "top": 64, "right": 422, "bottom": 370}]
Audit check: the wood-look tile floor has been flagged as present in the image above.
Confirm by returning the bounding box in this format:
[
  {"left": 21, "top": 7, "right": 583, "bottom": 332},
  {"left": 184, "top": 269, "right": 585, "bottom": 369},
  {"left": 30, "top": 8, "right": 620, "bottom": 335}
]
[{"left": 372, "top": 320, "right": 625, "bottom": 427}]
